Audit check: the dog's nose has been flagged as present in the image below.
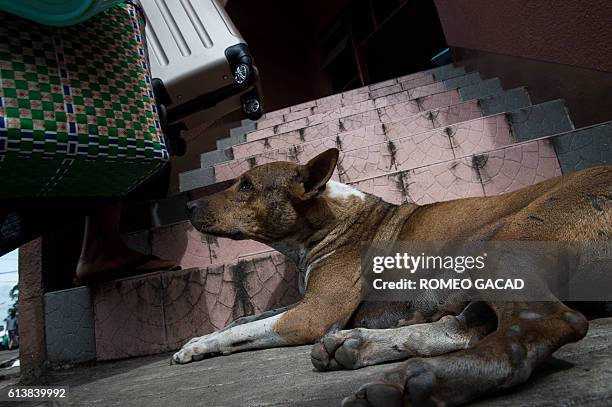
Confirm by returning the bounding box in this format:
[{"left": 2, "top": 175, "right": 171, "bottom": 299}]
[{"left": 186, "top": 201, "right": 199, "bottom": 214}]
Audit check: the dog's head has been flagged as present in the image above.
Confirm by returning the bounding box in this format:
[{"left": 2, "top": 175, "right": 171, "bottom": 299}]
[{"left": 187, "top": 148, "right": 340, "bottom": 243}]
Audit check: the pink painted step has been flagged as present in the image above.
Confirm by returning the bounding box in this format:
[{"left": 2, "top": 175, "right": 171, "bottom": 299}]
[
  {"left": 339, "top": 113, "right": 513, "bottom": 183},
  {"left": 235, "top": 89, "right": 463, "bottom": 160},
  {"left": 353, "top": 138, "right": 561, "bottom": 205},
  {"left": 246, "top": 76, "right": 450, "bottom": 142},
  {"left": 93, "top": 251, "right": 300, "bottom": 360},
  {"left": 150, "top": 221, "right": 271, "bottom": 268},
  {"left": 215, "top": 101, "right": 488, "bottom": 183},
  {"left": 261, "top": 71, "right": 429, "bottom": 122}
]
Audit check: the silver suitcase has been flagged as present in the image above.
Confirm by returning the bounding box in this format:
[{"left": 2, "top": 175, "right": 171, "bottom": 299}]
[{"left": 140, "top": 0, "right": 263, "bottom": 153}]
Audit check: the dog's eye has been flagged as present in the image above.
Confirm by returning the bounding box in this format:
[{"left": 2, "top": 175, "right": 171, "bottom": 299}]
[{"left": 238, "top": 179, "right": 253, "bottom": 192}]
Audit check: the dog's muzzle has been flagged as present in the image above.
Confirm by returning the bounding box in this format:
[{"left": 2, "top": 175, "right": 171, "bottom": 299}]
[{"left": 186, "top": 200, "right": 208, "bottom": 230}]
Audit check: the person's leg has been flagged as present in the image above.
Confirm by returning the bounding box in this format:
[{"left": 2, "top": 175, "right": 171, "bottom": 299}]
[{"left": 76, "top": 201, "right": 177, "bottom": 282}]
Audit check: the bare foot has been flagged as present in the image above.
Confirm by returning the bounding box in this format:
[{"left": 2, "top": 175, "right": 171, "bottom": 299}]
[
  {"left": 77, "top": 202, "right": 179, "bottom": 284},
  {"left": 76, "top": 247, "right": 179, "bottom": 283}
]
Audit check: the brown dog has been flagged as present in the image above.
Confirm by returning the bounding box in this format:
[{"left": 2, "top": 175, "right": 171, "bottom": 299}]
[{"left": 174, "top": 148, "right": 611, "bottom": 406}]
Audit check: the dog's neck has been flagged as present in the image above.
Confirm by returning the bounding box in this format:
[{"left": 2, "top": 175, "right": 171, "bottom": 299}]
[{"left": 269, "top": 181, "right": 389, "bottom": 272}]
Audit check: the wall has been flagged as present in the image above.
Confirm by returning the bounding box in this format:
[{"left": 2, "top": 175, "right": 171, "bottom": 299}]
[
  {"left": 451, "top": 48, "right": 612, "bottom": 129},
  {"left": 225, "top": 0, "right": 333, "bottom": 112},
  {"left": 434, "top": 0, "right": 612, "bottom": 128},
  {"left": 434, "top": 0, "right": 612, "bottom": 72}
]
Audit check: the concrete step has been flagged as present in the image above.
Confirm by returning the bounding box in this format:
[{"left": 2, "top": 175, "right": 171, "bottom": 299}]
[
  {"left": 179, "top": 166, "right": 215, "bottom": 193},
  {"left": 218, "top": 122, "right": 255, "bottom": 149},
  {"left": 552, "top": 120, "right": 612, "bottom": 172},
  {"left": 200, "top": 147, "right": 234, "bottom": 169},
  {"left": 353, "top": 120, "right": 612, "bottom": 205},
  {"left": 244, "top": 77, "right": 502, "bottom": 147},
  {"left": 44, "top": 250, "right": 299, "bottom": 362},
  {"left": 189, "top": 122, "right": 257, "bottom": 193},
  {"left": 169, "top": 119, "right": 612, "bottom": 230},
  {"left": 235, "top": 78, "right": 505, "bottom": 159},
  {"left": 216, "top": 100, "right": 483, "bottom": 184},
  {"left": 245, "top": 72, "right": 484, "bottom": 143},
  {"left": 424, "top": 63, "right": 466, "bottom": 79},
  {"left": 260, "top": 64, "right": 464, "bottom": 122},
  {"left": 353, "top": 137, "right": 561, "bottom": 205},
  {"left": 180, "top": 80, "right": 508, "bottom": 193},
  {"left": 227, "top": 87, "right": 529, "bottom": 163},
  {"left": 258, "top": 75, "right": 436, "bottom": 130},
  {"left": 149, "top": 221, "right": 271, "bottom": 269},
  {"left": 211, "top": 98, "right": 568, "bottom": 186}
]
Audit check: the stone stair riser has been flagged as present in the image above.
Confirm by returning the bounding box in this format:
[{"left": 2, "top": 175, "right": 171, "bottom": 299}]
[
  {"left": 259, "top": 75, "right": 438, "bottom": 130},
  {"left": 246, "top": 73, "right": 479, "bottom": 142},
  {"left": 93, "top": 251, "right": 299, "bottom": 360},
  {"left": 260, "top": 65, "right": 459, "bottom": 121},
  {"left": 234, "top": 96, "right": 563, "bottom": 165},
  {"left": 236, "top": 89, "right": 462, "bottom": 158},
  {"left": 216, "top": 101, "right": 485, "bottom": 183}
]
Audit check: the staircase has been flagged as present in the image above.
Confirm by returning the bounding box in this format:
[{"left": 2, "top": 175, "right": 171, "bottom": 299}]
[{"left": 43, "top": 64, "right": 612, "bottom": 364}]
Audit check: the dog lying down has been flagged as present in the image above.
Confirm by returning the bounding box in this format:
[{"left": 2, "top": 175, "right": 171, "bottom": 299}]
[{"left": 173, "top": 148, "right": 611, "bottom": 406}]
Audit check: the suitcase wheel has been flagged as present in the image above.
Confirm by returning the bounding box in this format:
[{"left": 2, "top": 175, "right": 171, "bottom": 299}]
[
  {"left": 168, "top": 135, "right": 187, "bottom": 157},
  {"left": 233, "top": 63, "right": 253, "bottom": 86},
  {"left": 163, "top": 122, "right": 187, "bottom": 157},
  {"left": 242, "top": 97, "right": 263, "bottom": 121}
]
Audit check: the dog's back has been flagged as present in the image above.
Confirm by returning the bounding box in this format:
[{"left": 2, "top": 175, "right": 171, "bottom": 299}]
[{"left": 398, "top": 165, "right": 612, "bottom": 242}]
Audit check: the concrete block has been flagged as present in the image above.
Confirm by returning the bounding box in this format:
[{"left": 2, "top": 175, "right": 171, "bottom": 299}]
[
  {"left": 431, "top": 65, "right": 466, "bottom": 81},
  {"left": 45, "top": 287, "right": 96, "bottom": 364},
  {"left": 425, "top": 63, "right": 460, "bottom": 78},
  {"left": 179, "top": 167, "right": 215, "bottom": 192},
  {"left": 200, "top": 148, "right": 234, "bottom": 168},
  {"left": 508, "top": 100, "right": 574, "bottom": 142},
  {"left": 92, "top": 251, "right": 299, "bottom": 360},
  {"left": 479, "top": 87, "right": 532, "bottom": 116},
  {"left": 553, "top": 121, "right": 612, "bottom": 173},
  {"left": 459, "top": 78, "right": 504, "bottom": 101},
  {"left": 94, "top": 273, "right": 168, "bottom": 360},
  {"left": 122, "top": 230, "right": 151, "bottom": 255},
  {"left": 443, "top": 72, "right": 482, "bottom": 89},
  {"left": 218, "top": 133, "right": 246, "bottom": 150}
]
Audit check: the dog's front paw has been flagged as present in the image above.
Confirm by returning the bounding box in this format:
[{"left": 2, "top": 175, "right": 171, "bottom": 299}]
[
  {"left": 171, "top": 333, "right": 227, "bottom": 364},
  {"left": 311, "top": 329, "right": 369, "bottom": 371}
]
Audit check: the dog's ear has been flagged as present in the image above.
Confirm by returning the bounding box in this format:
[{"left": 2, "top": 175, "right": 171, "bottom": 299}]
[{"left": 300, "top": 148, "right": 339, "bottom": 199}]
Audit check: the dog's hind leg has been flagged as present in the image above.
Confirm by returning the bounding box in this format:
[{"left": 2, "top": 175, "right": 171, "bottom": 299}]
[
  {"left": 311, "top": 301, "right": 496, "bottom": 371},
  {"left": 342, "top": 300, "right": 587, "bottom": 407}
]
